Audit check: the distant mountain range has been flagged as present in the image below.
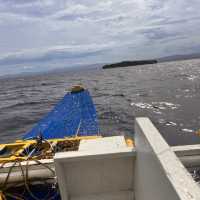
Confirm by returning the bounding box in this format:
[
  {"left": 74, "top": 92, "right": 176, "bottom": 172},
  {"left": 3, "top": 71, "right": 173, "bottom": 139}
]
[
  {"left": 1, "top": 52, "right": 200, "bottom": 77},
  {"left": 158, "top": 53, "right": 200, "bottom": 62}
]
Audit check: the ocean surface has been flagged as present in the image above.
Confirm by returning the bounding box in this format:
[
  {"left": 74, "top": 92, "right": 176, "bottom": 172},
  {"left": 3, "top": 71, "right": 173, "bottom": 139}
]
[{"left": 1, "top": 59, "right": 200, "bottom": 146}]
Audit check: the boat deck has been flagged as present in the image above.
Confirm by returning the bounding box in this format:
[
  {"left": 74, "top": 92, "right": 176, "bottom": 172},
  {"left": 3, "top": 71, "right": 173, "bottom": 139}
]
[{"left": 54, "top": 118, "right": 200, "bottom": 200}]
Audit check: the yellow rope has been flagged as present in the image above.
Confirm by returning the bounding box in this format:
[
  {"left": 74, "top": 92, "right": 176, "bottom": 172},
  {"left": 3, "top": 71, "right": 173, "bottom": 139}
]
[
  {"left": 0, "top": 191, "right": 6, "bottom": 200},
  {"left": 0, "top": 139, "right": 63, "bottom": 199}
]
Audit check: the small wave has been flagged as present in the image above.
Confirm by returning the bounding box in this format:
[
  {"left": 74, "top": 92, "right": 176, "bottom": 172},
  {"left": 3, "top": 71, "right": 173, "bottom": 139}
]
[
  {"left": 130, "top": 102, "right": 152, "bottom": 109},
  {"left": 0, "top": 101, "right": 44, "bottom": 110},
  {"left": 130, "top": 101, "right": 180, "bottom": 112},
  {"left": 174, "top": 73, "right": 198, "bottom": 81},
  {"left": 191, "top": 169, "right": 200, "bottom": 184},
  {"left": 99, "top": 111, "right": 117, "bottom": 120},
  {"left": 112, "top": 93, "right": 125, "bottom": 97},
  {"left": 187, "top": 75, "right": 198, "bottom": 81},
  {"left": 165, "top": 121, "right": 177, "bottom": 126},
  {"left": 156, "top": 102, "right": 180, "bottom": 110},
  {"left": 158, "top": 119, "right": 177, "bottom": 126},
  {"left": 181, "top": 128, "right": 194, "bottom": 133}
]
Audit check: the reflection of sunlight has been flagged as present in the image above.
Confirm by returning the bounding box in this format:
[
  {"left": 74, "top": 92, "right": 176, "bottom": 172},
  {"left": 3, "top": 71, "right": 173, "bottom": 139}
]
[
  {"left": 131, "top": 101, "right": 180, "bottom": 111},
  {"left": 181, "top": 128, "right": 194, "bottom": 133},
  {"left": 187, "top": 75, "right": 198, "bottom": 81}
]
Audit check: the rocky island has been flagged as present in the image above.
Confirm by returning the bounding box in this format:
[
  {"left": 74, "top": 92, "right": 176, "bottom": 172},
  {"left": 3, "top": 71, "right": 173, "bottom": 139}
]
[{"left": 102, "top": 59, "right": 157, "bottom": 69}]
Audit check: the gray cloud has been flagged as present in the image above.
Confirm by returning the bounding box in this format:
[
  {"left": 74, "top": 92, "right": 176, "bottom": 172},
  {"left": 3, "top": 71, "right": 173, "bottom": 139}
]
[
  {"left": 0, "top": 43, "right": 113, "bottom": 65},
  {"left": 0, "top": 0, "right": 200, "bottom": 75},
  {"left": 137, "top": 27, "right": 178, "bottom": 40}
]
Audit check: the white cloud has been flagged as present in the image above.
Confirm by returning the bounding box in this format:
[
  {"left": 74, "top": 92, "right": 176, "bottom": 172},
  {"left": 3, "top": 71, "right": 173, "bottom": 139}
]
[{"left": 0, "top": 0, "right": 200, "bottom": 74}]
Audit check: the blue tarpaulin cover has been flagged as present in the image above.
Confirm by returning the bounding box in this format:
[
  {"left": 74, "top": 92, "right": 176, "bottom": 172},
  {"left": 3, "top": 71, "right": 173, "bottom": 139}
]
[{"left": 23, "top": 89, "right": 99, "bottom": 140}]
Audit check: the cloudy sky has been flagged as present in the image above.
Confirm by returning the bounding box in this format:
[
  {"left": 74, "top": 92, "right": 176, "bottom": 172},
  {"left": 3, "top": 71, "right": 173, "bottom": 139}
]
[{"left": 0, "top": 0, "right": 200, "bottom": 75}]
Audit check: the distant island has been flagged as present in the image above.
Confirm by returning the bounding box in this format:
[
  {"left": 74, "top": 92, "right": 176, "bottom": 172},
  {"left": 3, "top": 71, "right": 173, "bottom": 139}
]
[{"left": 102, "top": 59, "right": 158, "bottom": 69}]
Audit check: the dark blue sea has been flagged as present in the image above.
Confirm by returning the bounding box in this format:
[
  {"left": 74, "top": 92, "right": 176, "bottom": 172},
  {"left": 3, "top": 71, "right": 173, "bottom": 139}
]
[{"left": 1, "top": 59, "right": 200, "bottom": 146}]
